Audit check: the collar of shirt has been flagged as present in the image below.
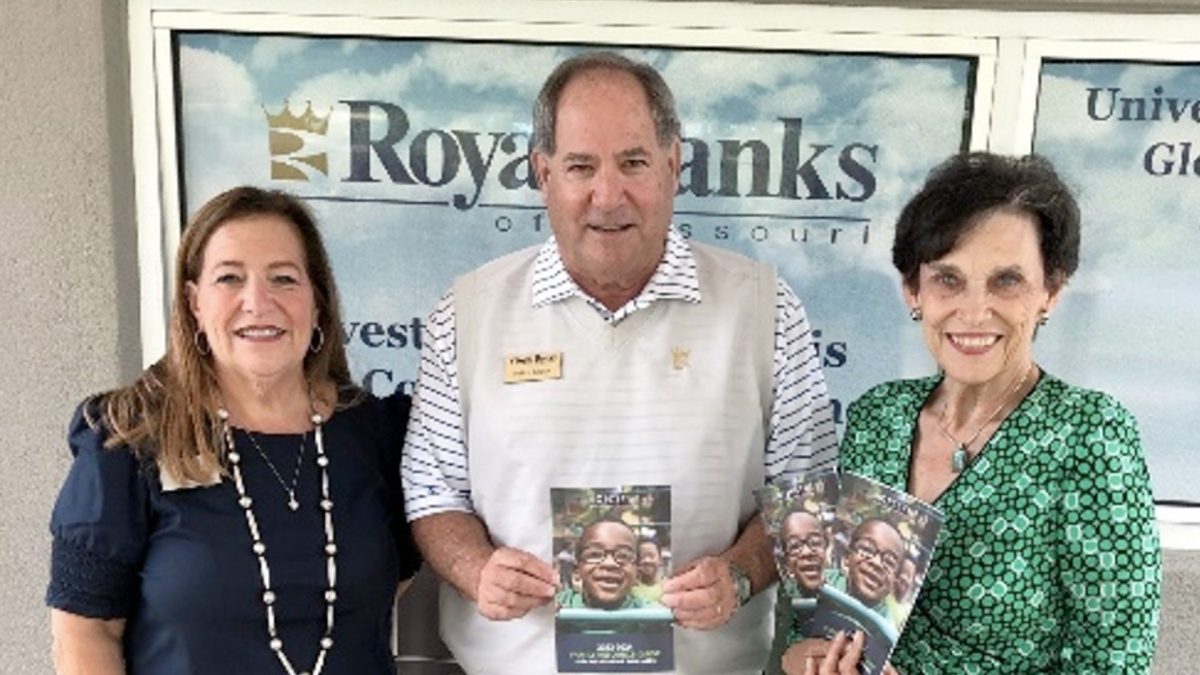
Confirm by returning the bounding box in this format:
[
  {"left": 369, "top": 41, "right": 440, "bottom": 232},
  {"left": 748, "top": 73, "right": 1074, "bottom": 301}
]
[{"left": 530, "top": 226, "right": 701, "bottom": 324}]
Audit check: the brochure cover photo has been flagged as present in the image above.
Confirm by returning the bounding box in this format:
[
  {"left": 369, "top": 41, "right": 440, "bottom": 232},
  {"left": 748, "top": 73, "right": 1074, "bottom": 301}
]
[
  {"left": 812, "top": 472, "right": 943, "bottom": 675},
  {"left": 756, "top": 469, "right": 840, "bottom": 640},
  {"left": 551, "top": 485, "right": 673, "bottom": 672}
]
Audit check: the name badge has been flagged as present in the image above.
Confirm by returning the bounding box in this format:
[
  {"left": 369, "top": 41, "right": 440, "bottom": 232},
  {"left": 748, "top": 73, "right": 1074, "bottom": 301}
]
[{"left": 504, "top": 351, "right": 563, "bottom": 384}]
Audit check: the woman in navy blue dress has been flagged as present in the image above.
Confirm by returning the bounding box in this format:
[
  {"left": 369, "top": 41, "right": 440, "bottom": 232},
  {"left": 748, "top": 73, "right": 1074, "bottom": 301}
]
[{"left": 47, "top": 187, "right": 420, "bottom": 674}]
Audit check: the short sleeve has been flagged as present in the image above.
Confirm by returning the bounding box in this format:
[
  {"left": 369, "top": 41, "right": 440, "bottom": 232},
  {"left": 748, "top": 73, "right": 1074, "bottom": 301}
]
[
  {"left": 401, "top": 289, "right": 476, "bottom": 520},
  {"left": 379, "top": 392, "right": 423, "bottom": 581},
  {"left": 46, "top": 402, "right": 152, "bottom": 619},
  {"left": 766, "top": 278, "right": 839, "bottom": 482}
]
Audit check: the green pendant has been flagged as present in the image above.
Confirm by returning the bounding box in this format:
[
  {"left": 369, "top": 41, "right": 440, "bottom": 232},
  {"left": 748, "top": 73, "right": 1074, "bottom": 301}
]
[{"left": 951, "top": 446, "right": 968, "bottom": 473}]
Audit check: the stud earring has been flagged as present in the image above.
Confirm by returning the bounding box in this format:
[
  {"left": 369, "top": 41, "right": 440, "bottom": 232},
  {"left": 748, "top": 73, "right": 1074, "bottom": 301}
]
[
  {"left": 1038, "top": 311, "right": 1050, "bottom": 326},
  {"left": 909, "top": 307, "right": 923, "bottom": 322}
]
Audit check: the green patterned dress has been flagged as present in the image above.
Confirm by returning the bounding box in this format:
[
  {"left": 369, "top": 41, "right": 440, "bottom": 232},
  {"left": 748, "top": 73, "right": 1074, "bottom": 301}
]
[{"left": 840, "top": 372, "right": 1161, "bottom": 674}]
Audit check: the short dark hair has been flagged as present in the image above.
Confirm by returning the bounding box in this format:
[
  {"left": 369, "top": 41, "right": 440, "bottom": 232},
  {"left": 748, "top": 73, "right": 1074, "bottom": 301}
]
[
  {"left": 575, "top": 519, "right": 637, "bottom": 558},
  {"left": 532, "top": 51, "right": 681, "bottom": 155},
  {"left": 782, "top": 509, "right": 823, "bottom": 533},
  {"left": 850, "top": 517, "right": 901, "bottom": 544},
  {"left": 892, "top": 152, "right": 1080, "bottom": 292}
]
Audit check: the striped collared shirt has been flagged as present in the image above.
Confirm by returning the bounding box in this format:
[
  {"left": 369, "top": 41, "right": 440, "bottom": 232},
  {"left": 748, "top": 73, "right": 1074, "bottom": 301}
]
[{"left": 402, "top": 228, "right": 838, "bottom": 520}]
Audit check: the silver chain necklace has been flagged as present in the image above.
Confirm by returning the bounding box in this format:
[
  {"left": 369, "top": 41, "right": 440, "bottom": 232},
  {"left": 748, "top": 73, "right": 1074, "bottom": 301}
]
[
  {"left": 936, "top": 365, "right": 1033, "bottom": 473},
  {"left": 244, "top": 430, "right": 306, "bottom": 511},
  {"left": 219, "top": 408, "right": 337, "bottom": 675}
]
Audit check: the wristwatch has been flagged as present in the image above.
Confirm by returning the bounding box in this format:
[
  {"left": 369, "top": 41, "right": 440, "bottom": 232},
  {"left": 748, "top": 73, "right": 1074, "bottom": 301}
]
[{"left": 728, "top": 561, "right": 752, "bottom": 609}]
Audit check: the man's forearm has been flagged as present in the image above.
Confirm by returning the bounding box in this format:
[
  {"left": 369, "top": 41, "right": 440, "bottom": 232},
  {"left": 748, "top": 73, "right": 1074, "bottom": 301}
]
[
  {"left": 719, "top": 512, "right": 777, "bottom": 595},
  {"left": 411, "top": 510, "right": 496, "bottom": 602}
]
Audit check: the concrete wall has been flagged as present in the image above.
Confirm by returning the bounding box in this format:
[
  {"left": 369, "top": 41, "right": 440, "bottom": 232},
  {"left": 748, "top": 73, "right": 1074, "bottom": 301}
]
[
  {"left": 1, "top": 1, "right": 1195, "bottom": 673},
  {"left": 1, "top": 1, "right": 140, "bottom": 673}
]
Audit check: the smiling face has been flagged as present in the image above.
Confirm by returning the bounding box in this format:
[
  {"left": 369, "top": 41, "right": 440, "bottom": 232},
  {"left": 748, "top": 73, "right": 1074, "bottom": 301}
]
[
  {"left": 845, "top": 520, "right": 905, "bottom": 606},
  {"left": 636, "top": 540, "right": 662, "bottom": 584},
  {"left": 186, "top": 214, "right": 316, "bottom": 388},
  {"left": 574, "top": 521, "right": 639, "bottom": 609},
  {"left": 532, "top": 68, "right": 680, "bottom": 311},
  {"left": 904, "top": 208, "right": 1061, "bottom": 390},
  {"left": 894, "top": 557, "right": 917, "bottom": 602},
  {"left": 782, "top": 511, "right": 828, "bottom": 595}
]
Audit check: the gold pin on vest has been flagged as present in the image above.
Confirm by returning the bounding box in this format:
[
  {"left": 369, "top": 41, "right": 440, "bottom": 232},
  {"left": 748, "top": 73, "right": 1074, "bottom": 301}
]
[{"left": 671, "top": 347, "right": 690, "bottom": 370}]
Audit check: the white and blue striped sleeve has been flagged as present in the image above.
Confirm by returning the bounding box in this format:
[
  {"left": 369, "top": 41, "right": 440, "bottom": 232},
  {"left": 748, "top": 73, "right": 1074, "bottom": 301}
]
[
  {"left": 765, "top": 278, "right": 839, "bottom": 482},
  {"left": 401, "top": 290, "right": 475, "bottom": 521}
]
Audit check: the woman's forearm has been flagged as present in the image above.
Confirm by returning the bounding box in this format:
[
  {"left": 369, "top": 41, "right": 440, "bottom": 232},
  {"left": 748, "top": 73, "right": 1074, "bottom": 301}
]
[{"left": 51, "top": 609, "right": 125, "bottom": 675}]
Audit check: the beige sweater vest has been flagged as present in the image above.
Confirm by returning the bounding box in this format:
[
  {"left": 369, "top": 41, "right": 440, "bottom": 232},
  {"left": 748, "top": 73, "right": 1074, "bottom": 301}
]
[{"left": 441, "top": 241, "right": 778, "bottom": 674}]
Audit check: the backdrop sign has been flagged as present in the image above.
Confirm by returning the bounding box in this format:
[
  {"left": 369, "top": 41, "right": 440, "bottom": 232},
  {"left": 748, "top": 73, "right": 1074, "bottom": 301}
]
[
  {"left": 1035, "top": 60, "right": 1200, "bottom": 502},
  {"left": 177, "top": 33, "right": 972, "bottom": 430}
]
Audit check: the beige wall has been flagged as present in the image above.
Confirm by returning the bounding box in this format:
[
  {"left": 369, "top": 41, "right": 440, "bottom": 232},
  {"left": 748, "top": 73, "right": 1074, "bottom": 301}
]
[
  {"left": 1, "top": 1, "right": 140, "bottom": 673},
  {"left": 1, "top": 1, "right": 1195, "bottom": 673}
]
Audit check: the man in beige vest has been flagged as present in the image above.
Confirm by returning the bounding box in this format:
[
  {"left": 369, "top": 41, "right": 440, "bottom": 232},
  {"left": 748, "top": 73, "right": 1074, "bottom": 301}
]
[{"left": 402, "top": 51, "right": 838, "bottom": 674}]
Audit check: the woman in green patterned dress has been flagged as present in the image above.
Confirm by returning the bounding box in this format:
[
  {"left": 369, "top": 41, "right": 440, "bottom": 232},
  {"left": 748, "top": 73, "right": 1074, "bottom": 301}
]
[{"left": 783, "top": 152, "right": 1161, "bottom": 674}]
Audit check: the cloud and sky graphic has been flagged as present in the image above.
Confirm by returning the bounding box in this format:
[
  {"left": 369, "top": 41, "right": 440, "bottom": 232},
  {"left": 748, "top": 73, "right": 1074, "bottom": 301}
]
[
  {"left": 176, "top": 33, "right": 1196, "bottom": 499},
  {"left": 1035, "top": 61, "right": 1199, "bottom": 500}
]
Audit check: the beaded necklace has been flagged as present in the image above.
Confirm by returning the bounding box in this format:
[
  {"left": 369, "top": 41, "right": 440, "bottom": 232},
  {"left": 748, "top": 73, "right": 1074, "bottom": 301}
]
[{"left": 218, "top": 408, "right": 337, "bottom": 675}]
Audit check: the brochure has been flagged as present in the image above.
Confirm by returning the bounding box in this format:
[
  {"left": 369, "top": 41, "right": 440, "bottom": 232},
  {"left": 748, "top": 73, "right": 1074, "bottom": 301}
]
[
  {"left": 551, "top": 485, "right": 674, "bottom": 672},
  {"left": 760, "top": 472, "right": 942, "bottom": 675},
  {"left": 756, "top": 469, "right": 840, "bottom": 641}
]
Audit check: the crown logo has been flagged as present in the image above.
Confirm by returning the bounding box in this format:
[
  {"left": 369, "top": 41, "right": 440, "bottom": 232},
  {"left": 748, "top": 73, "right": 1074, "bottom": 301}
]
[{"left": 262, "top": 100, "right": 332, "bottom": 181}]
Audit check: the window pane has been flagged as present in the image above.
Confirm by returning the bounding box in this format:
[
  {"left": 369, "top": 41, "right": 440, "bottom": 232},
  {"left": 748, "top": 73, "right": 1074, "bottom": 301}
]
[{"left": 1035, "top": 59, "right": 1200, "bottom": 504}]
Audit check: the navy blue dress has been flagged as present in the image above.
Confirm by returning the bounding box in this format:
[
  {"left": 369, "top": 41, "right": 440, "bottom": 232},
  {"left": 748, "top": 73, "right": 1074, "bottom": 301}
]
[{"left": 47, "top": 393, "right": 421, "bottom": 674}]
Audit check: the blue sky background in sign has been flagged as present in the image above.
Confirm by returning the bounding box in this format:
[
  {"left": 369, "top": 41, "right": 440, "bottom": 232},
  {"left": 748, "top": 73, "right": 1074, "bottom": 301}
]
[
  {"left": 176, "top": 33, "right": 970, "bottom": 441},
  {"left": 1036, "top": 61, "right": 1199, "bottom": 502}
]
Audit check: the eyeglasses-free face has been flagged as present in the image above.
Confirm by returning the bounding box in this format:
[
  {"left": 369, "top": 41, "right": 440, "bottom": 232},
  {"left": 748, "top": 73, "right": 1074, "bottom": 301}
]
[
  {"left": 635, "top": 540, "right": 662, "bottom": 584},
  {"left": 532, "top": 68, "right": 681, "bottom": 312},
  {"left": 903, "top": 209, "right": 1059, "bottom": 394},
  {"left": 186, "top": 215, "right": 318, "bottom": 387}
]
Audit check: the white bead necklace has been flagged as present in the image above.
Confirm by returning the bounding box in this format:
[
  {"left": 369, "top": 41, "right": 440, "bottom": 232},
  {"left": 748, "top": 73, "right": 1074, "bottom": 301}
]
[{"left": 219, "top": 408, "right": 337, "bottom": 675}]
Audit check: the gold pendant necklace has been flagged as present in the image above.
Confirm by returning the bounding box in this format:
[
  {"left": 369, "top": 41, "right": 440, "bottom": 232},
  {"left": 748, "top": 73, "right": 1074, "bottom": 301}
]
[{"left": 936, "top": 365, "right": 1034, "bottom": 473}]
